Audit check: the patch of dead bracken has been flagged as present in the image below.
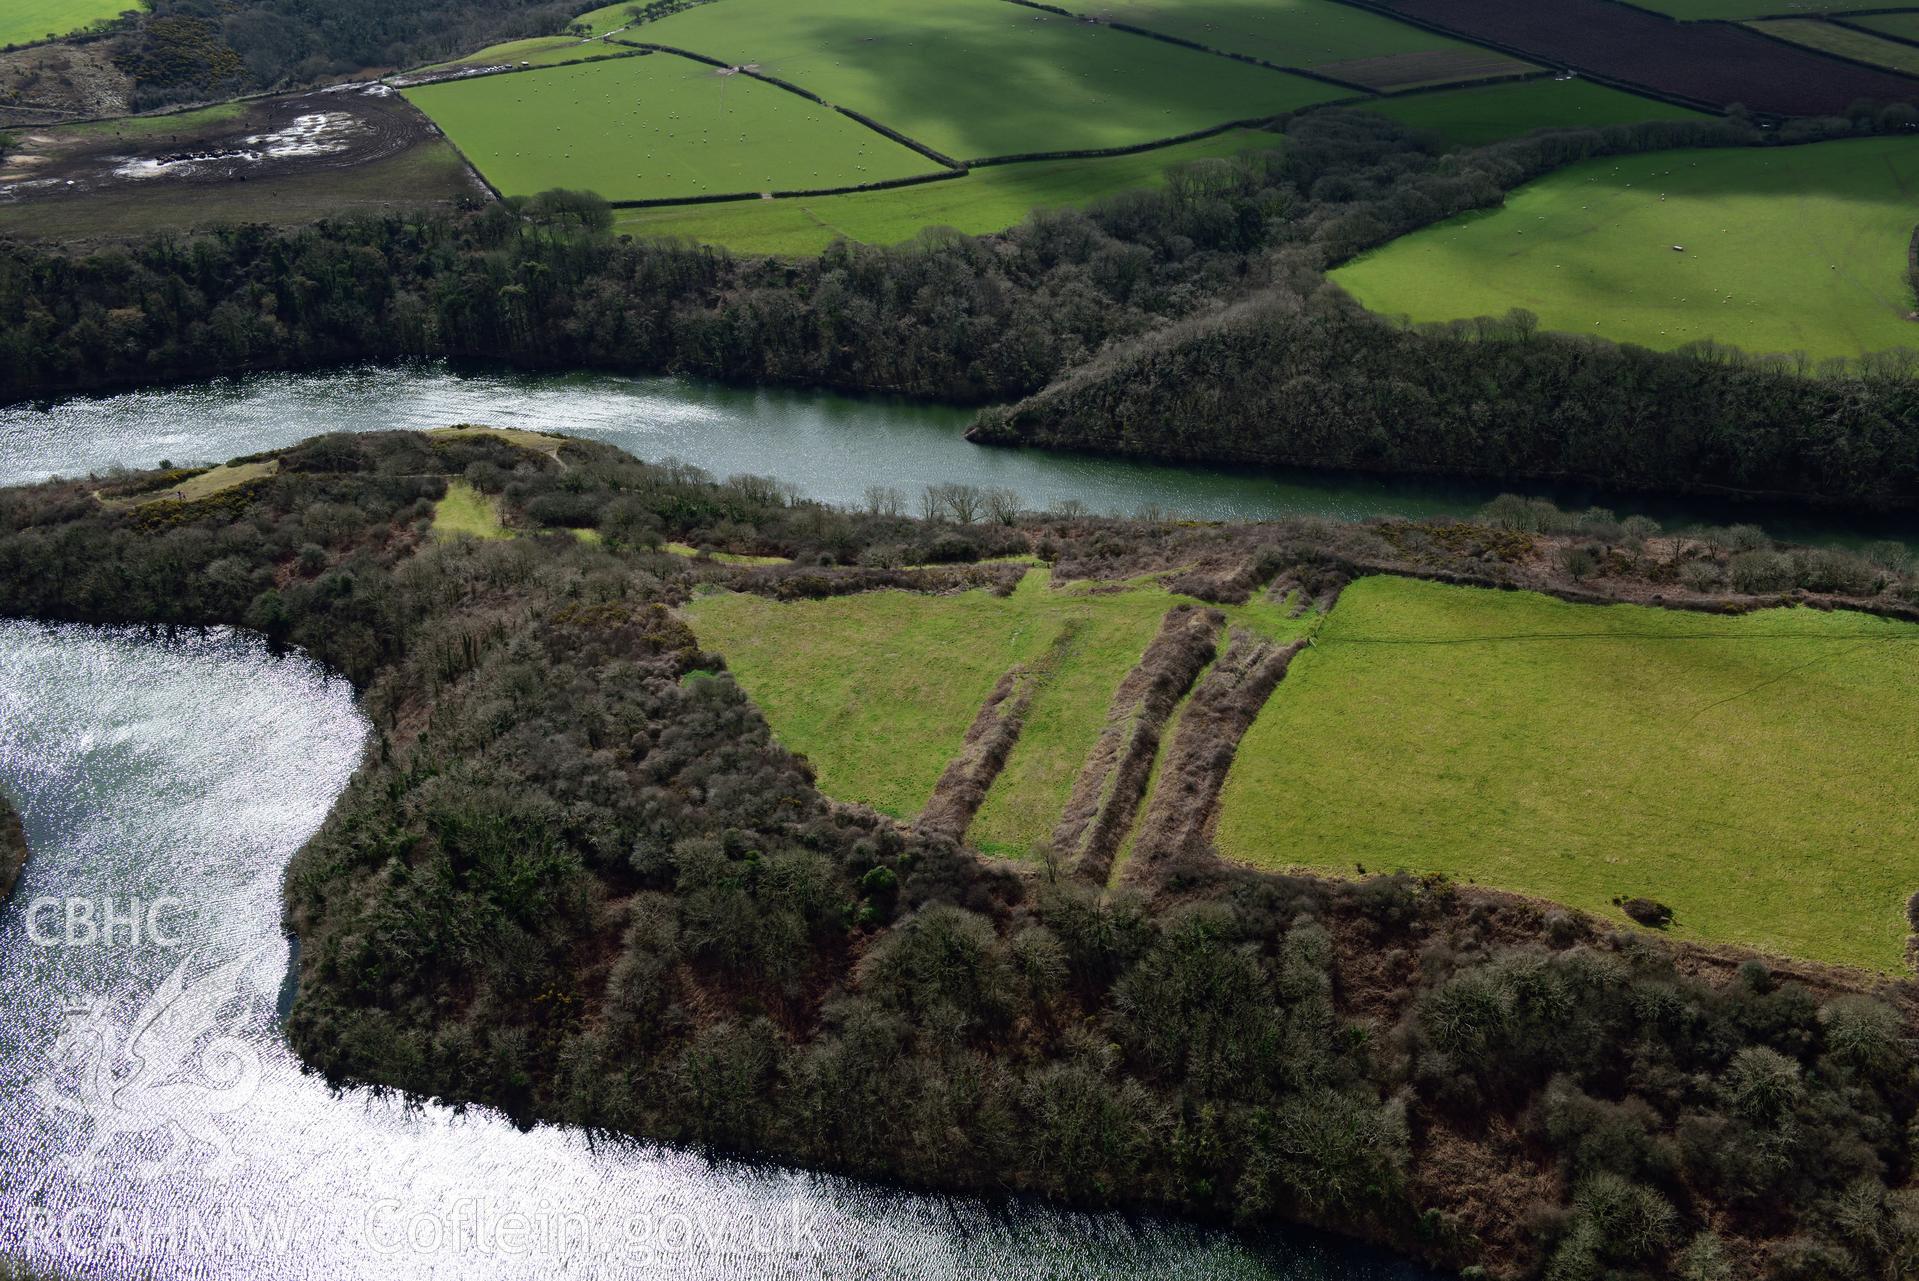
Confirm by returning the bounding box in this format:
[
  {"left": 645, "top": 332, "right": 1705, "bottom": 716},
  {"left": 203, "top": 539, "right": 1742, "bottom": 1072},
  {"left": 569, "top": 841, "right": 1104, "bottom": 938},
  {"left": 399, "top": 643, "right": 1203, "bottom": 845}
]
[
  {"left": 1052, "top": 604, "right": 1221, "bottom": 885},
  {"left": 917, "top": 621, "right": 1084, "bottom": 841},
  {"left": 1126, "top": 631, "right": 1308, "bottom": 874}
]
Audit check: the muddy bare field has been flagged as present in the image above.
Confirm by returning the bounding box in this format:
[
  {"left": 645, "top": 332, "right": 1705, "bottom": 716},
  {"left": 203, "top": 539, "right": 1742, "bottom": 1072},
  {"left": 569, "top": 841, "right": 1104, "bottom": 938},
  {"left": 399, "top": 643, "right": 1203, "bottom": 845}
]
[
  {"left": 0, "top": 85, "right": 480, "bottom": 240},
  {"left": 2, "top": 85, "right": 434, "bottom": 199}
]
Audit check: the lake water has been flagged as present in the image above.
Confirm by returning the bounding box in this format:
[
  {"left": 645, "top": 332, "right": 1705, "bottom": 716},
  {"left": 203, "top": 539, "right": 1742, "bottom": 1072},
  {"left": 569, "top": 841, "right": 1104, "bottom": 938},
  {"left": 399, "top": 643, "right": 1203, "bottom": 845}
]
[
  {"left": 0, "top": 631, "right": 1440, "bottom": 1281},
  {"left": 1, "top": 363, "right": 1907, "bottom": 547}
]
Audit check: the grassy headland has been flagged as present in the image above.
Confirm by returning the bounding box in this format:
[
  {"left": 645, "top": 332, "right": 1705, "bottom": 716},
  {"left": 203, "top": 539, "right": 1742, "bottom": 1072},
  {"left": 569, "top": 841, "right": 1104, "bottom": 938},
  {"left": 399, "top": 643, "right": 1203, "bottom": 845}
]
[{"left": 2, "top": 430, "right": 1918, "bottom": 1279}]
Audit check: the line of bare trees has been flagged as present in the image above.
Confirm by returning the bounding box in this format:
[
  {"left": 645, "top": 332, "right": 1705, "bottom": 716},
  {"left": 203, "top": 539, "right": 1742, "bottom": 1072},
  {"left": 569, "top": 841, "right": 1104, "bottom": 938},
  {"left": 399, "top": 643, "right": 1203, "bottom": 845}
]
[{"left": 857, "top": 483, "right": 1024, "bottom": 525}]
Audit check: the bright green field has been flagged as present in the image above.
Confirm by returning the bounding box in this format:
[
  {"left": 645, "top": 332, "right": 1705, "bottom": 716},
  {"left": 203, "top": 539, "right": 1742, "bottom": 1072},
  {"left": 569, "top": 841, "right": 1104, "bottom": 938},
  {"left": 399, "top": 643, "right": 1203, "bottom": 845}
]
[
  {"left": 686, "top": 570, "right": 1303, "bottom": 858},
  {"left": 54, "top": 102, "right": 247, "bottom": 141},
  {"left": 1745, "top": 19, "right": 1919, "bottom": 74},
  {"left": 632, "top": 0, "right": 1343, "bottom": 160},
  {"left": 1365, "top": 79, "right": 1709, "bottom": 147},
  {"left": 616, "top": 128, "right": 1280, "bottom": 254},
  {"left": 0, "top": 0, "right": 136, "bottom": 47},
  {"left": 1044, "top": 0, "right": 1483, "bottom": 69},
  {"left": 575, "top": 1, "right": 652, "bottom": 36},
  {"left": 424, "top": 36, "right": 635, "bottom": 72},
  {"left": 432, "top": 482, "right": 510, "bottom": 539},
  {"left": 1851, "top": 12, "right": 1919, "bottom": 42},
  {"left": 1626, "top": 0, "right": 1887, "bottom": 18},
  {"left": 1216, "top": 577, "right": 1919, "bottom": 972},
  {"left": 406, "top": 52, "right": 938, "bottom": 201},
  {"left": 1332, "top": 138, "right": 1919, "bottom": 360}
]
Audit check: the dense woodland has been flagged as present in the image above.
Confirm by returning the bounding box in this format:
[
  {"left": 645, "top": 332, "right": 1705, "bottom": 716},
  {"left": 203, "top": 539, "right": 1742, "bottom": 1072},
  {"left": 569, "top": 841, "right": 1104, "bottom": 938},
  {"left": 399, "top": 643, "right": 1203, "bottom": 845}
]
[
  {"left": 0, "top": 431, "right": 1916, "bottom": 1280},
  {"left": 8, "top": 110, "right": 1919, "bottom": 505},
  {"left": 967, "top": 290, "right": 1919, "bottom": 504}
]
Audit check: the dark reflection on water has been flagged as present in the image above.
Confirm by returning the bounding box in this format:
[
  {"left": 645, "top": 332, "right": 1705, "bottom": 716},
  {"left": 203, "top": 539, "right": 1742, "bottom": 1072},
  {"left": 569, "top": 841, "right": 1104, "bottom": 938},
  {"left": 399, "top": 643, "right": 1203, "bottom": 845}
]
[
  {"left": 0, "top": 625, "right": 1447, "bottom": 1278},
  {"left": 1, "top": 362, "right": 1908, "bottom": 548}
]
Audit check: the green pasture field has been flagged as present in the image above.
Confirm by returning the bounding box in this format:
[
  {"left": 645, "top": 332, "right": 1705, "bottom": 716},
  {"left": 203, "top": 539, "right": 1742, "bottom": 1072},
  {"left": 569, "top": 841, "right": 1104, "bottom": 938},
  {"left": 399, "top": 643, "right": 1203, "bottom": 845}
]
[
  {"left": 615, "top": 127, "right": 1280, "bottom": 254},
  {"left": 1365, "top": 78, "right": 1708, "bottom": 147},
  {"left": 631, "top": 0, "right": 1343, "bottom": 160},
  {"left": 432, "top": 481, "right": 510, "bottom": 539},
  {"left": 1331, "top": 137, "right": 1919, "bottom": 360},
  {"left": 686, "top": 569, "right": 1302, "bottom": 858},
  {"left": 54, "top": 102, "right": 247, "bottom": 141},
  {"left": 1623, "top": 0, "right": 1885, "bottom": 18},
  {"left": 422, "top": 36, "right": 634, "bottom": 73},
  {"left": 1745, "top": 19, "right": 1919, "bottom": 74},
  {"left": 1850, "top": 12, "right": 1919, "bottom": 42},
  {"left": 1312, "top": 49, "right": 1535, "bottom": 92},
  {"left": 575, "top": 1, "right": 654, "bottom": 36},
  {"left": 1215, "top": 576, "right": 1919, "bottom": 972},
  {"left": 1048, "top": 0, "right": 1521, "bottom": 78},
  {"left": 405, "top": 52, "right": 939, "bottom": 201},
  {"left": 0, "top": 0, "right": 136, "bottom": 48}
]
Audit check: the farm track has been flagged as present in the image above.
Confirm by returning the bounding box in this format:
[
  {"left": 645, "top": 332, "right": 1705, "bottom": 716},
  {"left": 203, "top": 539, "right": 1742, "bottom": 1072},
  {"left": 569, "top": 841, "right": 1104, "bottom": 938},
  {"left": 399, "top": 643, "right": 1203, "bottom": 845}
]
[
  {"left": 1126, "top": 630, "right": 1309, "bottom": 877},
  {"left": 1377, "top": 0, "right": 1919, "bottom": 114},
  {"left": 916, "top": 621, "right": 1084, "bottom": 841},
  {"left": 1052, "top": 605, "right": 1222, "bottom": 885}
]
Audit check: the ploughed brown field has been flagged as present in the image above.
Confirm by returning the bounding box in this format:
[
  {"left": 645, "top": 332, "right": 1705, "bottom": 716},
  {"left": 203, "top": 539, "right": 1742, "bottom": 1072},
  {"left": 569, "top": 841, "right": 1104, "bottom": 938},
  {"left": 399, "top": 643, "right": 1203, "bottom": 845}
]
[{"left": 1381, "top": 0, "right": 1919, "bottom": 114}]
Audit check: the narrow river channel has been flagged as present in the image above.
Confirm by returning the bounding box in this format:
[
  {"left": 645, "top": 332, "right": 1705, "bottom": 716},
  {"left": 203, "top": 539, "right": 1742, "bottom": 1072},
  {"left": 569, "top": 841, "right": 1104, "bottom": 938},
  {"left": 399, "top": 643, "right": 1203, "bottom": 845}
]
[{"left": 2, "top": 363, "right": 1909, "bottom": 547}]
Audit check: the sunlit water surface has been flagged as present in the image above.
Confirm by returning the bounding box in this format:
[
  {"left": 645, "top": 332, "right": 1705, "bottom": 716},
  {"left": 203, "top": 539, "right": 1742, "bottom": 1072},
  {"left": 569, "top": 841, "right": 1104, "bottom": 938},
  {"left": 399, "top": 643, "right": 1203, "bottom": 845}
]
[
  {"left": 1, "top": 363, "right": 1904, "bottom": 545},
  {"left": 0, "top": 624, "right": 1440, "bottom": 1279}
]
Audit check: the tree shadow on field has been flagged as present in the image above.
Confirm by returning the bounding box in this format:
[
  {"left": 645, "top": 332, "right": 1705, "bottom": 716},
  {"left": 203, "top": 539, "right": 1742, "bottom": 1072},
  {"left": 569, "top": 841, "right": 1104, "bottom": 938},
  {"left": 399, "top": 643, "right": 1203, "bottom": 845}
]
[{"left": 700, "top": 3, "right": 1328, "bottom": 159}]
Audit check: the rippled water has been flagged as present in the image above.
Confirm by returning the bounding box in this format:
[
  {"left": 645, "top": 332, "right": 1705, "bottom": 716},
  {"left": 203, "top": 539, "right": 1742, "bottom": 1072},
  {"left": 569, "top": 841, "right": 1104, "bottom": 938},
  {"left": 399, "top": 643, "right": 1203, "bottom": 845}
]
[
  {"left": 0, "top": 364, "right": 1489, "bottom": 523},
  {"left": 0, "top": 624, "right": 1441, "bottom": 1280},
  {"left": 0, "top": 363, "right": 1911, "bottom": 546}
]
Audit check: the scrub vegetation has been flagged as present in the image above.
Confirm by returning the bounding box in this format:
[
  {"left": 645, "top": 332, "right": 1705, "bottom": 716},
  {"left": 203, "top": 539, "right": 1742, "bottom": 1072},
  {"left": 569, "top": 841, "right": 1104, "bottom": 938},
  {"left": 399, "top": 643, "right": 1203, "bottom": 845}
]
[{"left": 3, "top": 431, "right": 1919, "bottom": 1281}]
